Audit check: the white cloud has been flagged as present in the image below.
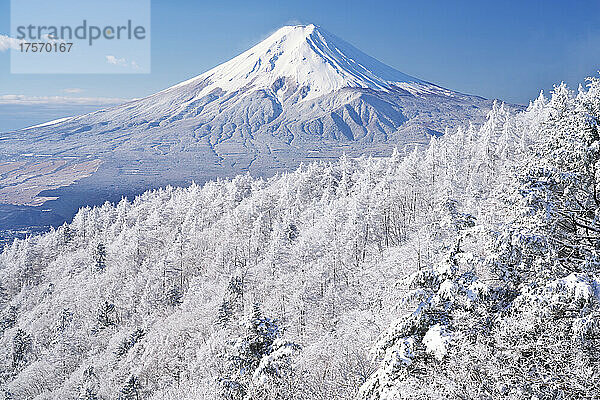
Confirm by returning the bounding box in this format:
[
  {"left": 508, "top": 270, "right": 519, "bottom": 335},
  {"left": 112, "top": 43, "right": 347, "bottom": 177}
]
[
  {"left": 0, "top": 35, "right": 23, "bottom": 52},
  {"left": 62, "top": 88, "right": 84, "bottom": 94},
  {"left": 0, "top": 95, "right": 131, "bottom": 106},
  {"left": 106, "top": 55, "right": 140, "bottom": 69},
  {"left": 106, "top": 55, "right": 127, "bottom": 66},
  {"left": 0, "top": 34, "right": 60, "bottom": 52}
]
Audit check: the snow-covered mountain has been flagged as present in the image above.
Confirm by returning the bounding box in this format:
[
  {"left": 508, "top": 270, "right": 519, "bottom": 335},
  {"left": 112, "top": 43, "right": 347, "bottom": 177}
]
[{"left": 0, "top": 24, "right": 495, "bottom": 229}]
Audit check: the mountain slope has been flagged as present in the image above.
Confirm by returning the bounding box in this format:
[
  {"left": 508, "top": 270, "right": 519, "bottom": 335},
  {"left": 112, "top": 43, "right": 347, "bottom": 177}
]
[{"left": 0, "top": 24, "right": 496, "bottom": 230}]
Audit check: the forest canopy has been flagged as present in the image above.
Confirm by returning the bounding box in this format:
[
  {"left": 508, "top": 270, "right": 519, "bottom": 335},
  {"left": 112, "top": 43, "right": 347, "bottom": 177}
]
[{"left": 1, "top": 76, "right": 600, "bottom": 399}]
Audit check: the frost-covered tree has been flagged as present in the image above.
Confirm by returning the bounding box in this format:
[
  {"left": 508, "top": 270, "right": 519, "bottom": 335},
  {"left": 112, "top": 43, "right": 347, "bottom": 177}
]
[
  {"left": 97, "top": 301, "right": 116, "bottom": 328},
  {"left": 219, "top": 304, "right": 298, "bottom": 399},
  {"left": 62, "top": 224, "right": 75, "bottom": 245},
  {"left": 0, "top": 284, "right": 8, "bottom": 308},
  {"left": 217, "top": 276, "right": 245, "bottom": 328},
  {"left": 360, "top": 202, "right": 484, "bottom": 399},
  {"left": 120, "top": 376, "right": 142, "bottom": 400},
  {"left": 78, "top": 366, "right": 100, "bottom": 400},
  {"left": 95, "top": 243, "right": 107, "bottom": 271},
  {"left": 359, "top": 77, "right": 600, "bottom": 399},
  {"left": 11, "top": 329, "right": 32, "bottom": 373},
  {"left": 116, "top": 328, "right": 146, "bottom": 359},
  {"left": 517, "top": 79, "right": 600, "bottom": 279},
  {"left": 0, "top": 306, "right": 16, "bottom": 336}
]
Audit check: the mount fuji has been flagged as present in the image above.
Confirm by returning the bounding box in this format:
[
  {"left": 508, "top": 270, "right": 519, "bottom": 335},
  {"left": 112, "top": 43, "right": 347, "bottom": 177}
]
[{"left": 0, "top": 24, "right": 496, "bottom": 231}]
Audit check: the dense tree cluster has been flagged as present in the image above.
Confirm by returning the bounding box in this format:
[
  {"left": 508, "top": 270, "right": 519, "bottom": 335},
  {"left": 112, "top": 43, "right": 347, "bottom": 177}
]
[
  {"left": 362, "top": 78, "right": 600, "bottom": 399},
  {"left": 0, "top": 76, "right": 599, "bottom": 399}
]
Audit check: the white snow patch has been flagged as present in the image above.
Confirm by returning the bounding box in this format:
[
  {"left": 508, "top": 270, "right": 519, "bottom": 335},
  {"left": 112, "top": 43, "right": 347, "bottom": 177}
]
[
  {"left": 23, "top": 117, "right": 73, "bottom": 130},
  {"left": 438, "top": 279, "right": 456, "bottom": 300},
  {"left": 466, "top": 279, "right": 489, "bottom": 302},
  {"left": 547, "top": 273, "right": 599, "bottom": 303},
  {"left": 423, "top": 324, "right": 451, "bottom": 361}
]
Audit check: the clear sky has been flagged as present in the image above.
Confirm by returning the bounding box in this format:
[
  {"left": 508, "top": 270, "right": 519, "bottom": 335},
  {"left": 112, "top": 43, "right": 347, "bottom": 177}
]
[{"left": 0, "top": 0, "right": 599, "bottom": 130}]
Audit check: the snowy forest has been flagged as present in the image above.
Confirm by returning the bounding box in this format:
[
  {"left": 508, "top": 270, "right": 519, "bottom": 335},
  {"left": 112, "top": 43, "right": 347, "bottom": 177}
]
[{"left": 1, "top": 75, "right": 600, "bottom": 399}]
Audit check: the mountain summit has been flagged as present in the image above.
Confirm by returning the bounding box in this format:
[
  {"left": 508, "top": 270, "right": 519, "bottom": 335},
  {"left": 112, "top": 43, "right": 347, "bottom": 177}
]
[
  {"left": 0, "top": 24, "right": 495, "bottom": 230},
  {"left": 176, "top": 24, "right": 425, "bottom": 101}
]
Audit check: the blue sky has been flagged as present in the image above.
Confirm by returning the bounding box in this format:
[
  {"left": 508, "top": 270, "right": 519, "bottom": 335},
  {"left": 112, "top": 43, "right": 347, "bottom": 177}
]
[{"left": 0, "top": 0, "right": 599, "bottom": 130}]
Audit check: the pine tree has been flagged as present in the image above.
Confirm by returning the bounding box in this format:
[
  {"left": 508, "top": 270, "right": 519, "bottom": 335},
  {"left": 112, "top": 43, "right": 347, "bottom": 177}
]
[
  {"left": 166, "top": 287, "right": 183, "bottom": 307},
  {"left": 62, "top": 224, "right": 74, "bottom": 244},
  {"left": 120, "top": 375, "right": 142, "bottom": 400},
  {"left": 95, "top": 243, "right": 107, "bottom": 271},
  {"left": 78, "top": 365, "right": 100, "bottom": 400},
  {"left": 97, "top": 301, "right": 116, "bottom": 328},
  {"left": 79, "top": 387, "right": 99, "bottom": 400},
  {"left": 217, "top": 300, "right": 234, "bottom": 328},
  {"left": 228, "top": 276, "right": 244, "bottom": 299},
  {"left": 12, "top": 328, "right": 32, "bottom": 372},
  {"left": 516, "top": 79, "right": 600, "bottom": 280},
  {"left": 0, "top": 283, "right": 8, "bottom": 308},
  {"left": 216, "top": 276, "right": 245, "bottom": 327},
  {"left": 219, "top": 304, "right": 298, "bottom": 399},
  {"left": 116, "top": 328, "right": 146, "bottom": 359}
]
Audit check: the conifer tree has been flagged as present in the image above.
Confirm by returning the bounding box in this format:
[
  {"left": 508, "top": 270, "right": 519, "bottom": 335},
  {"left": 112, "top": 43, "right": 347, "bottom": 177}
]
[
  {"left": 0, "top": 306, "right": 17, "bottom": 336},
  {"left": 120, "top": 375, "right": 142, "bottom": 400},
  {"left": 219, "top": 304, "right": 298, "bottom": 399},
  {"left": 12, "top": 328, "right": 32, "bottom": 372},
  {"left": 97, "top": 301, "right": 116, "bottom": 328},
  {"left": 95, "top": 243, "right": 107, "bottom": 271},
  {"left": 78, "top": 365, "right": 101, "bottom": 400}
]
